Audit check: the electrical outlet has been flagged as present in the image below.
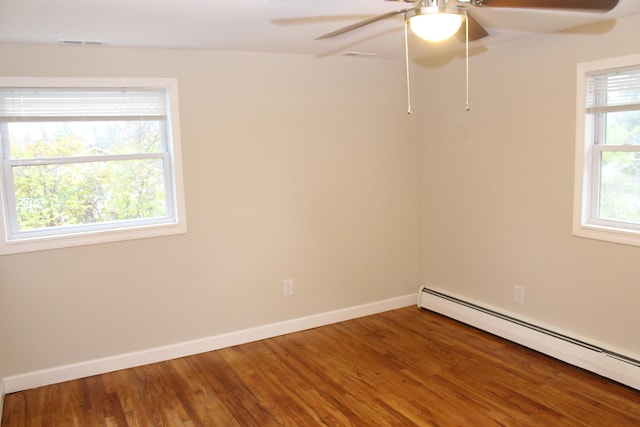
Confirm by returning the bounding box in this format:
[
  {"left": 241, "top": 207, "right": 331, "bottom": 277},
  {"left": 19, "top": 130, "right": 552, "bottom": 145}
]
[
  {"left": 514, "top": 285, "right": 525, "bottom": 304},
  {"left": 283, "top": 279, "right": 294, "bottom": 296}
]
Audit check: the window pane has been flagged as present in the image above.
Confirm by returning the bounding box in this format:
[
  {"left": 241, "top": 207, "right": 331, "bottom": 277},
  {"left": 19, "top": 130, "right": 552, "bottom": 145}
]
[
  {"left": 6, "top": 120, "right": 164, "bottom": 159},
  {"left": 605, "top": 110, "right": 640, "bottom": 145},
  {"left": 599, "top": 151, "right": 640, "bottom": 224},
  {"left": 12, "top": 159, "right": 167, "bottom": 231}
]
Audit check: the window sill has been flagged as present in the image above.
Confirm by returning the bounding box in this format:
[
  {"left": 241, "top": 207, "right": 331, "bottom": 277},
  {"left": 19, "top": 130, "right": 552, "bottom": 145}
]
[
  {"left": 572, "top": 222, "right": 640, "bottom": 248},
  {"left": 0, "top": 221, "right": 187, "bottom": 255}
]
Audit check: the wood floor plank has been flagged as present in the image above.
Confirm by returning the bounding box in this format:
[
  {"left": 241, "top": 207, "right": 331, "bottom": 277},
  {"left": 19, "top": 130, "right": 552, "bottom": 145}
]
[{"left": 3, "top": 306, "right": 640, "bottom": 426}]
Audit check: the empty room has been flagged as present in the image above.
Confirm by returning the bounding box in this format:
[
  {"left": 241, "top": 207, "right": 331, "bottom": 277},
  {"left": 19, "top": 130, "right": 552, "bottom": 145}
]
[{"left": 1, "top": 0, "right": 640, "bottom": 425}]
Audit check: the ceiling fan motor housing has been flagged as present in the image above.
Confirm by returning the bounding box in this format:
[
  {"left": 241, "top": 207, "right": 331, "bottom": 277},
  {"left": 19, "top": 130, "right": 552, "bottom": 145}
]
[
  {"left": 408, "top": 0, "right": 462, "bottom": 18},
  {"left": 425, "top": 0, "right": 451, "bottom": 7},
  {"left": 410, "top": 0, "right": 466, "bottom": 19}
]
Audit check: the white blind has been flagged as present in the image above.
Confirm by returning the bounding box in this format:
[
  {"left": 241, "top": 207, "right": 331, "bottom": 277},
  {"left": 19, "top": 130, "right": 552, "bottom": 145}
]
[
  {"left": 0, "top": 88, "right": 168, "bottom": 120},
  {"left": 586, "top": 66, "right": 640, "bottom": 112}
]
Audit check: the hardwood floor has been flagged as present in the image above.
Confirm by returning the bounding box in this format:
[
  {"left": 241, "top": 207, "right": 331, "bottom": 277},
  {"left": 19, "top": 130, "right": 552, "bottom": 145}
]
[{"left": 3, "top": 306, "right": 640, "bottom": 426}]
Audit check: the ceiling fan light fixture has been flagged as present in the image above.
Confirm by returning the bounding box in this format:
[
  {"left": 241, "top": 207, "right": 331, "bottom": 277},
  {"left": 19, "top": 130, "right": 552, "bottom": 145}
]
[{"left": 409, "top": 5, "right": 464, "bottom": 42}]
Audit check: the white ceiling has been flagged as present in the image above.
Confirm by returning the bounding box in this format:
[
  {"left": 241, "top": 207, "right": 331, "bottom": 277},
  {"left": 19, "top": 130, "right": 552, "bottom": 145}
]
[{"left": 1, "top": 0, "right": 639, "bottom": 60}]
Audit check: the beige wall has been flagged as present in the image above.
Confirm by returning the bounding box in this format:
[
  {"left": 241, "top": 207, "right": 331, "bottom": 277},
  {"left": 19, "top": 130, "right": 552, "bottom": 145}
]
[
  {"left": 416, "top": 14, "right": 640, "bottom": 356},
  {"left": 0, "top": 45, "right": 418, "bottom": 378}
]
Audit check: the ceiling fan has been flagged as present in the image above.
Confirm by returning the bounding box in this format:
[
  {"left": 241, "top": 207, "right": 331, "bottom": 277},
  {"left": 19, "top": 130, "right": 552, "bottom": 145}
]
[
  {"left": 316, "top": 0, "right": 620, "bottom": 43},
  {"left": 312, "top": 0, "right": 619, "bottom": 114}
]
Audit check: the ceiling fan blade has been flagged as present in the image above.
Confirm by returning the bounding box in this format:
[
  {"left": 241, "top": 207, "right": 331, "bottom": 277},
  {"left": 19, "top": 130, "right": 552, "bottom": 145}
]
[
  {"left": 272, "top": 15, "right": 378, "bottom": 26},
  {"left": 475, "top": 0, "right": 618, "bottom": 12},
  {"left": 456, "top": 11, "right": 489, "bottom": 42},
  {"left": 315, "top": 9, "right": 411, "bottom": 39}
]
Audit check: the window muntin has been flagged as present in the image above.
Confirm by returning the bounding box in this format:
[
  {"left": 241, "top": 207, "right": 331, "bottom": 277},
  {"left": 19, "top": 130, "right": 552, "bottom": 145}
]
[
  {"left": 574, "top": 55, "right": 640, "bottom": 246},
  {"left": 0, "top": 78, "right": 186, "bottom": 254}
]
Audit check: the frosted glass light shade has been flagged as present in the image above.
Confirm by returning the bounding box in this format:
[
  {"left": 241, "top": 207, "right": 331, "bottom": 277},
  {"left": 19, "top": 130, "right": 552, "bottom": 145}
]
[{"left": 409, "top": 12, "right": 463, "bottom": 42}]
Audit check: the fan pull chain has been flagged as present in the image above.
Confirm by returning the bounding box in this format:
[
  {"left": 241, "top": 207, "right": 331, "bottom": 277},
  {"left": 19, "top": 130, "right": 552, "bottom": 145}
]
[
  {"left": 404, "top": 20, "right": 412, "bottom": 115},
  {"left": 465, "top": 10, "right": 470, "bottom": 112}
]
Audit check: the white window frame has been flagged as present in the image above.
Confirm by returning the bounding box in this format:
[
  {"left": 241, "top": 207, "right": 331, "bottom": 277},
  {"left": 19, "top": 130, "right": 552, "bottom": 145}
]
[
  {"left": 573, "top": 54, "right": 640, "bottom": 247},
  {"left": 0, "top": 77, "right": 187, "bottom": 255}
]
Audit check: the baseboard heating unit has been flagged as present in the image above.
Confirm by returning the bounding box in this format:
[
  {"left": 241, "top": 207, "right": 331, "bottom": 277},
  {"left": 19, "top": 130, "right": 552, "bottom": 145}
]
[{"left": 418, "top": 286, "right": 640, "bottom": 390}]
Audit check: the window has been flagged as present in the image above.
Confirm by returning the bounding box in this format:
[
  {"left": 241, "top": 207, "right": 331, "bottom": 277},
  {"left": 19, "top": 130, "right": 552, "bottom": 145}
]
[
  {"left": 0, "top": 78, "right": 186, "bottom": 255},
  {"left": 574, "top": 54, "right": 640, "bottom": 246}
]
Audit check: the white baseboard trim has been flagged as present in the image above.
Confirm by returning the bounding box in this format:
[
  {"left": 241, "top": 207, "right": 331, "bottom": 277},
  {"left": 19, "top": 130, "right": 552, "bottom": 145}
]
[
  {"left": 3, "top": 293, "right": 416, "bottom": 394},
  {"left": 418, "top": 286, "right": 640, "bottom": 391}
]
